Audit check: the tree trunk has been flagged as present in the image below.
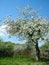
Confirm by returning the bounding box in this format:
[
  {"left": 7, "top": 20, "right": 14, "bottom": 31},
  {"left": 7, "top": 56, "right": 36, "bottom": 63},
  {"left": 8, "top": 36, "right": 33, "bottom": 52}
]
[{"left": 35, "top": 42, "right": 40, "bottom": 61}]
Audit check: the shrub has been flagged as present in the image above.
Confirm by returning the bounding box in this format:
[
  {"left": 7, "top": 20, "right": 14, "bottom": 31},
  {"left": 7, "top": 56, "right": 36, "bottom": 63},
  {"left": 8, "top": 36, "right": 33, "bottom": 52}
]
[{"left": 0, "top": 42, "right": 14, "bottom": 57}]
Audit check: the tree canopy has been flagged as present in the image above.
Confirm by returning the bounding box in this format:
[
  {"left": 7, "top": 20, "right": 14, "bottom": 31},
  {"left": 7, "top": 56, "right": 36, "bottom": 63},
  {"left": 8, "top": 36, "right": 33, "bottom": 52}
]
[{"left": 4, "top": 6, "right": 49, "bottom": 44}]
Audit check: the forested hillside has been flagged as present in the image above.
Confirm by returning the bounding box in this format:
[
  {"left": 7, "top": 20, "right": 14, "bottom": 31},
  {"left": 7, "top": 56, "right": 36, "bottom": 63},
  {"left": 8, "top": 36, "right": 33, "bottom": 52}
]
[
  {"left": 40, "top": 42, "right": 49, "bottom": 50},
  {"left": 0, "top": 40, "right": 35, "bottom": 57}
]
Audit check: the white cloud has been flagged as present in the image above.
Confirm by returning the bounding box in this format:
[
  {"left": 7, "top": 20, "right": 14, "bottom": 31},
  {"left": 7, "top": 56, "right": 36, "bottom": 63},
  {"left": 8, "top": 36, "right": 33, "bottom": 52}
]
[
  {"left": 0, "top": 25, "right": 7, "bottom": 29},
  {"left": 0, "top": 33, "right": 4, "bottom": 36},
  {"left": 0, "top": 25, "right": 7, "bottom": 37}
]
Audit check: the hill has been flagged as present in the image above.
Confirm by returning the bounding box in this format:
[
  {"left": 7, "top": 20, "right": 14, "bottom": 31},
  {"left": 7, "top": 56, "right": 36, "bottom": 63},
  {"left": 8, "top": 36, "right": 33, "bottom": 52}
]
[{"left": 40, "top": 42, "right": 49, "bottom": 50}]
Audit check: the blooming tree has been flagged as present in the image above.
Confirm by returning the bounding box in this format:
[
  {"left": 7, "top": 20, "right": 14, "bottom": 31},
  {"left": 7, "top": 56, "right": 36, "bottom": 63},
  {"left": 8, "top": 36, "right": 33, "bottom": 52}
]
[{"left": 4, "top": 6, "right": 49, "bottom": 60}]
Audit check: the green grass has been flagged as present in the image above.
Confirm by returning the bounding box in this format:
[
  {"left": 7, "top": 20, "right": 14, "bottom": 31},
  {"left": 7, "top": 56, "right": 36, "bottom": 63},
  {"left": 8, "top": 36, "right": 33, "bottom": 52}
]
[{"left": 0, "top": 56, "right": 49, "bottom": 65}]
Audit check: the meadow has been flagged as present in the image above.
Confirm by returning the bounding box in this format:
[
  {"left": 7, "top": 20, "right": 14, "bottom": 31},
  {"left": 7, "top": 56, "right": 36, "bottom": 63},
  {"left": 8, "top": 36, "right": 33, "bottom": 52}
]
[{"left": 0, "top": 56, "right": 49, "bottom": 65}]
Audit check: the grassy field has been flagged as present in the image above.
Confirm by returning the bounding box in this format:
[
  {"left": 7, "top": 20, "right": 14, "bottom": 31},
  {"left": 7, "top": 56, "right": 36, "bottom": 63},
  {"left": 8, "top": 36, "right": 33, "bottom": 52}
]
[{"left": 0, "top": 56, "right": 49, "bottom": 65}]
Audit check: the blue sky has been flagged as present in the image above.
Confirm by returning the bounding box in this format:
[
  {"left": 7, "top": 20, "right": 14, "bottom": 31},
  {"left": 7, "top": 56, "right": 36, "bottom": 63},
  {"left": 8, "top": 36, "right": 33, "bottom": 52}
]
[
  {"left": 0, "top": 0, "right": 49, "bottom": 20},
  {"left": 0, "top": 0, "right": 49, "bottom": 46}
]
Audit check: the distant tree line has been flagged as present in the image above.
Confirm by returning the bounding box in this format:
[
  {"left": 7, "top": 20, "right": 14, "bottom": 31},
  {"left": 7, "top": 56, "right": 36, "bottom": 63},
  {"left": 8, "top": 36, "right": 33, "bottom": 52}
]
[{"left": 0, "top": 40, "right": 35, "bottom": 57}]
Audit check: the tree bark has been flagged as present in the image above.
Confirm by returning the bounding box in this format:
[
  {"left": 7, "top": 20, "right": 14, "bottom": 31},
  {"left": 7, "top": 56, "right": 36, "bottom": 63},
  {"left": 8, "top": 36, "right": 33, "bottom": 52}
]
[{"left": 35, "top": 42, "right": 40, "bottom": 61}]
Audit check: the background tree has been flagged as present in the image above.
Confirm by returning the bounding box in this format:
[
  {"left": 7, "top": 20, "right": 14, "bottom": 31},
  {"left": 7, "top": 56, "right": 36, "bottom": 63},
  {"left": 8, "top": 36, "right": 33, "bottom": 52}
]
[{"left": 4, "top": 5, "right": 49, "bottom": 60}]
